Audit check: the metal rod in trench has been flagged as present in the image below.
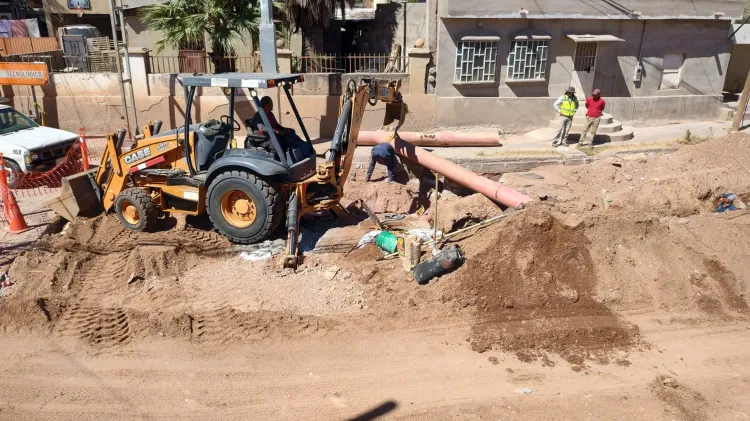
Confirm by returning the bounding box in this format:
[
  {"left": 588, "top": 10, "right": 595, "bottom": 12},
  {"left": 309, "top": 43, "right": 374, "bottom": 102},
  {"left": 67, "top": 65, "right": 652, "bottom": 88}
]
[{"left": 432, "top": 171, "right": 439, "bottom": 255}]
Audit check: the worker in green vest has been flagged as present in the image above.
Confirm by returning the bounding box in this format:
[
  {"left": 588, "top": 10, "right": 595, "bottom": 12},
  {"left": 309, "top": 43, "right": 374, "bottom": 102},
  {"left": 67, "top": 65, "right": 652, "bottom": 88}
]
[{"left": 551, "top": 87, "right": 579, "bottom": 147}]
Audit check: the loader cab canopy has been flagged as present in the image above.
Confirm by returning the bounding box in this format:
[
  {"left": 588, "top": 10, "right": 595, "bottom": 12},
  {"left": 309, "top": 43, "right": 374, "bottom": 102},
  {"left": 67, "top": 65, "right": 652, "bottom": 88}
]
[
  {"left": 177, "top": 73, "right": 304, "bottom": 89},
  {"left": 176, "top": 73, "right": 315, "bottom": 182}
]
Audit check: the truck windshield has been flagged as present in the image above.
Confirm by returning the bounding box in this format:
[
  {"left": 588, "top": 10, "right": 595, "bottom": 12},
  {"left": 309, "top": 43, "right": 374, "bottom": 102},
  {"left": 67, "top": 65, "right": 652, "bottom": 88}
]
[
  {"left": 0, "top": 109, "right": 39, "bottom": 135},
  {"left": 66, "top": 27, "right": 102, "bottom": 38}
]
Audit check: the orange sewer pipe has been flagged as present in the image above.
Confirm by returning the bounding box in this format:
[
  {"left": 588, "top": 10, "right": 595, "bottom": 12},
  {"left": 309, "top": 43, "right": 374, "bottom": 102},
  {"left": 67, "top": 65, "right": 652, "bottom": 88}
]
[
  {"left": 358, "top": 131, "right": 500, "bottom": 147},
  {"left": 373, "top": 135, "right": 532, "bottom": 208}
]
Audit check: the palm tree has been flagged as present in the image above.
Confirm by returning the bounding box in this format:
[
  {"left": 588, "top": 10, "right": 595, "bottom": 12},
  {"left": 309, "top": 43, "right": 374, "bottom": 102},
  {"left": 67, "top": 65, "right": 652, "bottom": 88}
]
[
  {"left": 141, "top": 0, "right": 268, "bottom": 72},
  {"left": 280, "top": 0, "right": 352, "bottom": 33}
]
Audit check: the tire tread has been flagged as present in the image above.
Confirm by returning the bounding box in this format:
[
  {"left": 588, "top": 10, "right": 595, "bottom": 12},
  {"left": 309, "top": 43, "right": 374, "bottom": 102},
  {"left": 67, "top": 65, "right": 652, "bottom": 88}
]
[{"left": 206, "top": 171, "right": 283, "bottom": 244}]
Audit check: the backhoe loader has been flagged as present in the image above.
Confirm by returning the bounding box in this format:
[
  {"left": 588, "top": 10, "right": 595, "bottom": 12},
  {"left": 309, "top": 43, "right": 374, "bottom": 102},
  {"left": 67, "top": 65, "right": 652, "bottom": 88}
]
[{"left": 46, "top": 73, "right": 405, "bottom": 268}]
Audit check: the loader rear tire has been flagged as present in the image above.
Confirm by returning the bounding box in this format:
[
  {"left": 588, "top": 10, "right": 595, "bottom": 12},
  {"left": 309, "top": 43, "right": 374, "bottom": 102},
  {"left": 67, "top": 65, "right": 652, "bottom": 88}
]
[
  {"left": 206, "top": 170, "right": 283, "bottom": 244},
  {"left": 115, "top": 187, "right": 159, "bottom": 232}
]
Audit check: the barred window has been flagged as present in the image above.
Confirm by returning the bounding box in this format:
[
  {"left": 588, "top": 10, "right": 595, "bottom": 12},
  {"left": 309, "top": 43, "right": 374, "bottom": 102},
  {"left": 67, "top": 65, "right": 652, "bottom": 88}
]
[
  {"left": 507, "top": 40, "right": 549, "bottom": 81},
  {"left": 454, "top": 40, "right": 498, "bottom": 83}
]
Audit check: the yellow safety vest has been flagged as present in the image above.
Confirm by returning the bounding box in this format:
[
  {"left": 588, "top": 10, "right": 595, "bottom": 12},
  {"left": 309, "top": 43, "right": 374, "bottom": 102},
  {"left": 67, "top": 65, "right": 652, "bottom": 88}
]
[{"left": 559, "top": 96, "right": 577, "bottom": 117}]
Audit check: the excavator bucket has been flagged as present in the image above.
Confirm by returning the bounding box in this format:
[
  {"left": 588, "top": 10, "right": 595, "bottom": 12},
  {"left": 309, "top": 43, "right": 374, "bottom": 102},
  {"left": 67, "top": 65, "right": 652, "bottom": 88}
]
[
  {"left": 383, "top": 101, "right": 407, "bottom": 128},
  {"left": 44, "top": 169, "right": 102, "bottom": 221}
]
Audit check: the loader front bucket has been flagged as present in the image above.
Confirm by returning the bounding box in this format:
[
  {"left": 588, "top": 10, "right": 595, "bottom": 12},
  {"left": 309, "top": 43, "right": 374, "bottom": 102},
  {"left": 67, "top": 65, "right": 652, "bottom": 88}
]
[{"left": 44, "top": 169, "right": 102, "bottom": 221}]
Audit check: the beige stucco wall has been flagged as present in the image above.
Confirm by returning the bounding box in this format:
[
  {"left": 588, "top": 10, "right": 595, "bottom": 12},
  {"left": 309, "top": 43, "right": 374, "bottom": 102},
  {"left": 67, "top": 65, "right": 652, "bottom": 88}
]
[{"left": 4, "top": 72, "right": 420, "bottom": 138}]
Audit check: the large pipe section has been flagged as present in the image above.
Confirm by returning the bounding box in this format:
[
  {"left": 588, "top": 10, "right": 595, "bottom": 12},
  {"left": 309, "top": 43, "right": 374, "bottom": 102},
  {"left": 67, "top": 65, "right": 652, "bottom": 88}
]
[
  {"left": 375, "top": 135, "right": 532, "bottom": 208},
  {"left": 358, "top": 131, "right": 501, "bottom": 147}
]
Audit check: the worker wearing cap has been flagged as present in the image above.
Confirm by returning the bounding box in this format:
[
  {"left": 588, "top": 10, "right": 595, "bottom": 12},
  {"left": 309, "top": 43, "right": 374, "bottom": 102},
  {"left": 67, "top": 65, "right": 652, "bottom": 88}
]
[
  {"left": 716, "top": 193, "right": 737, "bottom": 213},
  {"left": 365, "top": 142, "right": 396, "bottom": 183},
  {"left": 551, "top": 87, "right": 579, "bottom": 147},
  {"left": 579, "top": 88, "right": 605, "bottom": 147},
  {"left": 251, "top": 96, "right": 313, "bottom": 158}
]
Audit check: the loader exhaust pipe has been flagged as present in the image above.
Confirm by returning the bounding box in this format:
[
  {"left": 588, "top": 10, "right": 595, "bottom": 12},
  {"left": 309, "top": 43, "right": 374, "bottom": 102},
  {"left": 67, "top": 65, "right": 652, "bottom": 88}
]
[
  {"left": 115, "top": 129, "right": 127, "bottom": 151},
  {"left": 153, "top": 120, "right": 163, "bottom": 135}
]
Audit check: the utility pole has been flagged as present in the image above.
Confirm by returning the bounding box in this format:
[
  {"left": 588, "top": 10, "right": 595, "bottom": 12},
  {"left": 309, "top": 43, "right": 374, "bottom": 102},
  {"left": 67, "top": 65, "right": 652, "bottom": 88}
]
[
  {"left": 731, "top": 71, "right": 750, "bottom": 132},
  {"left": 108, "top": 0, "right": 140, "bottom": 138},
  {"left": 730, "top": 2, "right": 750, "bottom": 132},
  {"left": 259, "top": 0, "right": 278, "bottom": 73}
]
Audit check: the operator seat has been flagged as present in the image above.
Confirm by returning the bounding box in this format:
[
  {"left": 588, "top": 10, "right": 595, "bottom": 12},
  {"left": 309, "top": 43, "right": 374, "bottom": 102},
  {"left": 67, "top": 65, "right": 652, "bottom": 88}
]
[{"left": 194, "top": 119, "right": 231, "bottom": 172}]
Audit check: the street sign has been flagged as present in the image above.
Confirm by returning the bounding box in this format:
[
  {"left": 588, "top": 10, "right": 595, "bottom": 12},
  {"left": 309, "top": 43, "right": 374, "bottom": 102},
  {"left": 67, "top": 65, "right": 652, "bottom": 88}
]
[{"left": 0, "top": 62, "right": 49, "bottom": 86}]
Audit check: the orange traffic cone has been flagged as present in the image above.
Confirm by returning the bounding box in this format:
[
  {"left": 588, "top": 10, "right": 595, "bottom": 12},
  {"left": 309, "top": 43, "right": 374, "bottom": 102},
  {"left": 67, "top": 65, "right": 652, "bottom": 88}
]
[
  {"left": 0, "top": 153, "right": 28, "bottom": 233},
  {"left": 79, "top": 127, "right": 90, "bottom": 171}
]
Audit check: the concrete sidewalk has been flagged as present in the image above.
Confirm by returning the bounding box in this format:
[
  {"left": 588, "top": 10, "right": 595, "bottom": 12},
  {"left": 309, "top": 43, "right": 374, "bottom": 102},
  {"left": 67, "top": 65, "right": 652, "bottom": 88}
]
[{"left": 315, "top": 119, "right": 747, "bottom": 173}]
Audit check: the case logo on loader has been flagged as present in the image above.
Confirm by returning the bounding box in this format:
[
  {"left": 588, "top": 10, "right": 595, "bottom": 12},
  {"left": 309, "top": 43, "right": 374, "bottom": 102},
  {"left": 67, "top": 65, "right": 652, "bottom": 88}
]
[{"left": 124, "top": 148, "right": 152, "bottom": 165}]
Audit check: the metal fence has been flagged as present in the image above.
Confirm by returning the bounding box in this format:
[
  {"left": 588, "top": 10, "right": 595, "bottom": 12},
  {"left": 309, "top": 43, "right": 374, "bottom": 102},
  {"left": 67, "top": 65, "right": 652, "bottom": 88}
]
[
  {"left": 148, "top": 53, "right": 260, "bottom": 74},
  {"left": 294, "top": 54, "right": 409, "bottom": 74},
  {"left": 0, "top": 52, "right": 119, "bottom": 73},
  {"left": 147, "top": 53, "right": 408, "bottom": 74}
]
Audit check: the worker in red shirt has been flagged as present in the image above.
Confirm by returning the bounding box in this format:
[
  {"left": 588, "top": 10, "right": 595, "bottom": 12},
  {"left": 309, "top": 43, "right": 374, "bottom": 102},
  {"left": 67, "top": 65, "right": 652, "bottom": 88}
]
[{"left": 579, "top": 88, "right": 605, "bottom": 147}]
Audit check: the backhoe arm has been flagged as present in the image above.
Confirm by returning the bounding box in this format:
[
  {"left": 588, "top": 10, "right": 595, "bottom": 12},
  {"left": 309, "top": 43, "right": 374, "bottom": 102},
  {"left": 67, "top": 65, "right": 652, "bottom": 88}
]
[{"left": 282, "top": 77, "right": 405, "bottom": 269}]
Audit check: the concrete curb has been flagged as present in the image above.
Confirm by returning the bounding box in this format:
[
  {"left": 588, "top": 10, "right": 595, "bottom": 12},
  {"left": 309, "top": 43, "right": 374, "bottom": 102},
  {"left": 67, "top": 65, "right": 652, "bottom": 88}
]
[{"left": 352, "top": 143, "right": 682, "bottom": 174}]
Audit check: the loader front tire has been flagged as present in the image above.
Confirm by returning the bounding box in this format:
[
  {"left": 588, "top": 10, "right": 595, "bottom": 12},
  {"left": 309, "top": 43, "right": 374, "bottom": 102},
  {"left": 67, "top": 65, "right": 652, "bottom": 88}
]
[
  {"left": 115, "top": 187, "right": 159, "bottom": 232},
  {"left": 206, "top": 170, "right": 283, "bottom": 244}
]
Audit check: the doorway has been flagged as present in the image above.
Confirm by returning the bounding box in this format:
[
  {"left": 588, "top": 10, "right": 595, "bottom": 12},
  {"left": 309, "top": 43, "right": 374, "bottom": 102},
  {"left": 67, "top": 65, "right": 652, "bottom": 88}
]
[{"left": 571, "top": 41, "right": 598, "bottom": 98}]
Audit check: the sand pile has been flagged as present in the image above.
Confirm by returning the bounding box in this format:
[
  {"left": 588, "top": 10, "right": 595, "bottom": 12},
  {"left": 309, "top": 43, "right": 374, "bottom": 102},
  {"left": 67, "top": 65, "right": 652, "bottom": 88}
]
[
  {"left": 442, "top": 205, "right": 639, "bottom": 359},
  {"left": 441, "top": 134, "right": 750, "bottom": 359},
  {"left": 0, "top": 214, "right": 333, "bottom": 346}
]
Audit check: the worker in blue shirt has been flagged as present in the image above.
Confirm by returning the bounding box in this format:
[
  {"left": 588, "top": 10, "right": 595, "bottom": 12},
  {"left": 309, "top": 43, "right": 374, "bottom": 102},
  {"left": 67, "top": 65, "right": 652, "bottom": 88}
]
[
  {"left": 716, "top": 193, "right": 737, "bottom": 213},
  {"left": 365, "top": 143, "right": 396, "bottom": 183}
]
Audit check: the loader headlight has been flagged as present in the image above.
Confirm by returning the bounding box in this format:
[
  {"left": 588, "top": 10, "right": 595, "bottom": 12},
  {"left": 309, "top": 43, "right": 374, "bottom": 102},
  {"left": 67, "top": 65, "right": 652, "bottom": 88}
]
[{"left": 24, "top": 152, "right": 39, "bottom": 164}]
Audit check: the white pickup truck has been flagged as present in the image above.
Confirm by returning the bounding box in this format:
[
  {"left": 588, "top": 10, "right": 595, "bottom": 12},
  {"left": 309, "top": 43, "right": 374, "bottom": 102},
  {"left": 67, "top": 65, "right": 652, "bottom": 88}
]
[{"left": 0, "top": 105, "right": 80, "bottom": 187}]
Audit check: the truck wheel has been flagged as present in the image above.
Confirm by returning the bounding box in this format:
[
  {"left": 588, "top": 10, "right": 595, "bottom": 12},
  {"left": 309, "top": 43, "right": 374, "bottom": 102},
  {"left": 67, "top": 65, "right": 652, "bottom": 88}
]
[
  {"left": 115, "top": 187, "right": 159, "bottom": 232},
  {"left": 206, "top": 170, "right": 283, "bottom": 244},
  {"left": 4, "top": 159, "right": 22, "bottom": 189}
]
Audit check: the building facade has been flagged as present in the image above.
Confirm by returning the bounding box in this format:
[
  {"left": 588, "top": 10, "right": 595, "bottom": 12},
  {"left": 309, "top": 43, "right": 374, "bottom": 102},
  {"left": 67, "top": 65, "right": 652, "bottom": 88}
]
[{"left": 433, "top": 0, "right": 746, "bottom": 130}]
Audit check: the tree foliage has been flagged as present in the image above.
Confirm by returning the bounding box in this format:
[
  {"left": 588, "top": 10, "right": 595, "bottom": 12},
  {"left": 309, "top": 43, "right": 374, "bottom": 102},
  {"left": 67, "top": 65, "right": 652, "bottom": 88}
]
[
  {"left": 280, "top": 0, "right": 353, "bottom": 32},
  {"left": 141, "top": 0, "right": 273, "bottom": 55}
]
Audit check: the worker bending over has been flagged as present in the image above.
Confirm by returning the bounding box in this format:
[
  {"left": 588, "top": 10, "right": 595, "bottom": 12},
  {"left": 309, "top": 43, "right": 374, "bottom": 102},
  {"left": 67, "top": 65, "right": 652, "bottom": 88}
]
[{"left": 365, "top": 142, "right": 396, "bottom": 183}]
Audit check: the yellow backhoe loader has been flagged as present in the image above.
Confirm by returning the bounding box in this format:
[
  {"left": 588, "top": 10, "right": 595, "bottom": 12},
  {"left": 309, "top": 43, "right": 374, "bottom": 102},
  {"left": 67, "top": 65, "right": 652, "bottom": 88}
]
[{"left": 46, "top": 73, "right": 405, "bottom": 268}]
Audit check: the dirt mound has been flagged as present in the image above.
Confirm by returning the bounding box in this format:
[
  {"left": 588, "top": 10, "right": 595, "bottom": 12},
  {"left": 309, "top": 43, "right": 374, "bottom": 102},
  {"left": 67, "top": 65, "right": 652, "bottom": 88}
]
[
  {"left": 650, "top": 375, "right": 707, "bottom": 421},
  {"left": 430, "top": 193, "right": 501, "bottom": 232},
  {"left": 506, "top": 133, "right": 750, "bottom": 219},
  {"left": 586, "top": 213, "right": 750, "bottom": 318},
  {"left": 343, "top": 178, "right": 419, "bottom": 213},
  {"left": 446, "top": 205, "right": 639, "bottom": 358}
]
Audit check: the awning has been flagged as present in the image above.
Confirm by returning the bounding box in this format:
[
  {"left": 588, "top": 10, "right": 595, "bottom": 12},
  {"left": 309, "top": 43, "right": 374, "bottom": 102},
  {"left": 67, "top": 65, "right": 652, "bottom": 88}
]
[
  {"left": 461, "top": 36, "right": 501, "bottom": 42},
  {"left": 513, "top": 34, "right": 551, "bottom": 40},
  {"left": 730, "top": 23, "right": 750, "bottom": 44},
  {"left": 567, "top": 34, "right": 624, "bottom": 42}
]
